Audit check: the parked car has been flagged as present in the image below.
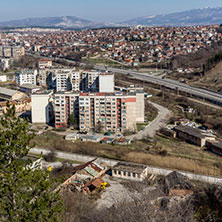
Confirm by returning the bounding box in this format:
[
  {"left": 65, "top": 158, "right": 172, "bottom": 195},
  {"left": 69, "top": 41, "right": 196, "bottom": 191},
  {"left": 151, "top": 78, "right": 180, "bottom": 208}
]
[{"left": 104, "top": 132, "right": 111, "bottom": 136}]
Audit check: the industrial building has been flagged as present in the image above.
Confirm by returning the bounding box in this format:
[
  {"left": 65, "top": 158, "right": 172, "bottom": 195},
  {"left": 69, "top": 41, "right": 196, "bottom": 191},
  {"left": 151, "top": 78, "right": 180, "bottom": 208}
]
[
  {"left": 174, "top": 125, "right": 216, "bottom": 147},
  {"left": 0, "top": 87, "right": 26, "bottom": 101}
]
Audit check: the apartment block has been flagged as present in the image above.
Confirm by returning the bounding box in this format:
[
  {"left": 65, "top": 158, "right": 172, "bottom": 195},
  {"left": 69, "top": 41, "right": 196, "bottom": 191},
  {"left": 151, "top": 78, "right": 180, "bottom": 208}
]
[
  {"left": 71, "top": 72, "right": 81, "bottom": 92},
  {"left": 37, "top": 58, "right": 52, "bottom": 69},
  {"left": 81, "top": 71, "right": 100, "bottom": 92},
  {"left": 56, "top": 69, "right": 80, "bottom": 92},
  {"left": 12, "top": 47, "right": 25, "bottom": 58},
  {"left": 127, "top": 85, "right": 145, "bottom": 122},
  {"left": 0, "top": 46, "right": 3, "bottom": 57},
  {"left": 38, "top": 69, "right": 53, "bottom": 88},
  {"left": 31, "top": 90, "right": 54, "bottom": 124},
  {"left": 56, "top": 71, "right": 72, "bottom": 92},
  {"left": 78, "top": 92, "right": 142, "bottom": 132},
  {"left": 53, "top": 86, "right": 144, "bottom": 132},
  {"left": 3, "top": 47, "right": 12, "bottom": 58},
  {"left": 15, "top": 69, "right": 37, "bottom": 85},
  {"left": 99, "top": 73, "right": 114, "bottom": 93},
  {"left": 54, "top": 92, "right": 79, "bottom": 128}
]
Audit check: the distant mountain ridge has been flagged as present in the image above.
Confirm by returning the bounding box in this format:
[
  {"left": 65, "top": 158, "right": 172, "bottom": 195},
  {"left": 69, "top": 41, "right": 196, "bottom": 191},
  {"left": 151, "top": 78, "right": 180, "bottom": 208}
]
[
  {"left": 0, "top": 16, "right": 113, "bottom": 29},
  {"left": 1, "top": 7, "right": 222, "bottom": 29},
  {"left": 122, "top": 7, "right": 222, "bottom": 27}
]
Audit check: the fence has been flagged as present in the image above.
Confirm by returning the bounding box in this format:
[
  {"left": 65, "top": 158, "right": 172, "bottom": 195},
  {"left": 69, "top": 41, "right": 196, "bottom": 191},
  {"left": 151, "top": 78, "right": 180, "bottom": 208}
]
[{"left": 30, "top": 147, "right": 222, "bottom": 185}]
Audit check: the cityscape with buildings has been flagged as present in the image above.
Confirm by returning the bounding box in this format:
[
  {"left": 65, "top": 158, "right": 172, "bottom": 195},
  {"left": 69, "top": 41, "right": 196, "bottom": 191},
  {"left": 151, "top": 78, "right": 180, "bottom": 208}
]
[{"left": 1, "top": 1, "right": 222, "bottom": 221}]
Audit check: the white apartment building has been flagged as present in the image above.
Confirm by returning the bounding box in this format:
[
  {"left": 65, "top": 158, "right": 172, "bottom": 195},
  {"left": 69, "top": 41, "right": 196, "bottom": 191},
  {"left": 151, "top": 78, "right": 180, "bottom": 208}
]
[
  {"left": 56, "top": 72, "right": 71, "bottom": 92},
  {"left": 15, "top": 69, "right": 37, "bottom": 86},
  {"left": 81, "top": 71, "right": 100, "bottom": 92},
  {"left": 31, "top": 90, "right": 54, "bottom": 124},
  {"left": 71, "top": 72, "right": 80, "bottom": 92},
  {"left": 99, "top": 73, "right": 114, "bottom": 93},
  {"left": 56, "top": 69, "right": 79, "bottom": 92},
  {"left": 38, "top": 69, "right": 53, "bottom": 88}
]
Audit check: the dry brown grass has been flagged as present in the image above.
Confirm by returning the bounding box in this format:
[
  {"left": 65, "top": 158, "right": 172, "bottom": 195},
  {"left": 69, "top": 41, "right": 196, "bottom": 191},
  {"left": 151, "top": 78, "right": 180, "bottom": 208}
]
[
  {"left": 125, "top": 152, "right": 220, "bottom": 176},
  {"left": 32, "top": 131, "right": 222, "bottom": 177}
]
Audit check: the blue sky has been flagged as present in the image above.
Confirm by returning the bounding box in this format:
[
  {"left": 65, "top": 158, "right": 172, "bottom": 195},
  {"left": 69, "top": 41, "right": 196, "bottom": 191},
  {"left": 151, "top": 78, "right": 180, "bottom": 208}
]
[{"left": 1, "top": 0, "right": 222, "bottom": 22}]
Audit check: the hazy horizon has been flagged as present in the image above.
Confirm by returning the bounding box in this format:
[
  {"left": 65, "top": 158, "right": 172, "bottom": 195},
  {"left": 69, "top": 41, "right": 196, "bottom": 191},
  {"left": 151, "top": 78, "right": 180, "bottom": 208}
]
[{"left": 1, "top": 0, "right": 222, "bottom": 23}]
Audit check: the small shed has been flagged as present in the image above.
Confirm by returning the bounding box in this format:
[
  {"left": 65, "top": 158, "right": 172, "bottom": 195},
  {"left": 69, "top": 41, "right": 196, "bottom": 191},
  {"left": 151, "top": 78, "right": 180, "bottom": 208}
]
[
  {"left": 65, "top": 133, "right": 79, "bottom": 141},
  {"left": 81, "top": 135, "right": 101, "bottom": 143}
]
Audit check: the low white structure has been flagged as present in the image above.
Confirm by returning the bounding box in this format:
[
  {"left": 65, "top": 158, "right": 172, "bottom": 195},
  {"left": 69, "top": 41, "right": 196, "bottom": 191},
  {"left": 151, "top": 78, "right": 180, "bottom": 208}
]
[
  {"left": 31, "top": 90, "right": 53, "bottom": 124},
  {"left": 112, "top": 162, "right": 148, "bottom": 181},
  {"left": 0, "top": 75, "right": 7, "bottom": 82},
  {"left": 65, "top": 133, "right": 79, "bottom": 141}
]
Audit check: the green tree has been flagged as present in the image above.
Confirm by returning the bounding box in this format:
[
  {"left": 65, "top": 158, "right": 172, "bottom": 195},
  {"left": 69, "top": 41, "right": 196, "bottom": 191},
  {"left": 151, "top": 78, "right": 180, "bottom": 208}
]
[
  {"left": 68, "top": 112, "right": 79, "bottom": 129},
  {"left": 0, "top": 103, "right": 63, "bottom": 222}
]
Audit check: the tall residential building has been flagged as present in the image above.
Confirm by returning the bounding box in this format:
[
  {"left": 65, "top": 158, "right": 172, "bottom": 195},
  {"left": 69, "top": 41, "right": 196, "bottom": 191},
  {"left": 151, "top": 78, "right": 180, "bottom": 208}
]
[
  {"left": 81, "top": 71, "right": 100, "bottom": 92},
  {"left": 56, "top": 69, "right": 75, "bottom": 92},
  {"left": 53, "top": 89, "right": 144, "bottom": 132},
  {"left": 15, "top": 69, "right": 37, "bottom": 85},
  {"left": 0, "top": 46, "right": 3, "bottom": 57},
  {"left": 12, "top": 47, "right": 25, "bottom": 58},
  {"left": 38, "top": 69, "right": 53, "bottom": 88},
  {"left": 99, "top": 73, "right": 114, "bottom": 93},
  {"left": 78, "top": 92, "right": 140, "bottom": 132},
  {"left": 127, "top": 85, "right": 145, "bottom": 123},
  {"left": 31, "top": 90, "right": 54, "bottom": 124},
  {"left": 54, "top": 92, "right": 79, "bottom": 128},
  {"left": 3, "top": 47, "right": 12, "bottom": 58},
  {"left": 0, "top": 46, "right": 24, "bottom": 58},
  {"left": 71, "top": 72, "right": 80, "bottom": 92}
]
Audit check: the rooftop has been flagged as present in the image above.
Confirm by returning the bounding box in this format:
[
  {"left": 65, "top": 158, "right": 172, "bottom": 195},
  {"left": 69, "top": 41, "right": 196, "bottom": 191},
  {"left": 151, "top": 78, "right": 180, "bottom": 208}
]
[
  {"left": 113, "top": 162, "right": 147, "bottom": 174},
  {"left": 0, "top": 87, "right": 18, "bottom": 97},
  {"left": 174, "top": 125, "right": 212, "bottom": 139},
  {"left": 20, "top": 84, "right": 40, "bottom": 89},
  {"left": 32, "top": 90, "right": 53, "bottom": 95}
]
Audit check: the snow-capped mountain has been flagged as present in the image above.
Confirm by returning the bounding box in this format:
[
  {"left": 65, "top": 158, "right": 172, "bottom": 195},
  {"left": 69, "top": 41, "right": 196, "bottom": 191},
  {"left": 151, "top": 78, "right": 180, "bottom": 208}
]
[
  {"left": 122, "top": 7, "right": 222, "bottom": 27},
  {"left": 2, "top": 7, "right": 222, "bottom": 29},
  {"left": 0, "top": 16, "right": 110, "bottom": 29}
]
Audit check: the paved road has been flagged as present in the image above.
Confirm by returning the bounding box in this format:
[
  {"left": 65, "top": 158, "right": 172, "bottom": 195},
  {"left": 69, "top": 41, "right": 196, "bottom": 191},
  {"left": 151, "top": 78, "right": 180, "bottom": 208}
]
[
  {"left": 100, "top": 67, "right": 222, "bottom": 106},
  {"left": 127, "top": 101, "right": 171, "bottom": 140},
  {"left": 27, "top": 52, "right": 222, "bottom": 105}
]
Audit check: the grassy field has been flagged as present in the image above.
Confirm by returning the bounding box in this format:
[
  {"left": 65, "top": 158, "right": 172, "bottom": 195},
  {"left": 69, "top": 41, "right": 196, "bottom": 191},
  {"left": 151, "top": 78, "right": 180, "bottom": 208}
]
[
  {"left": 82, "top": 57, "right": 123, "bottom": 67},
  {"left": 32, "top": 131, "right": 222, "bottom": 177}
]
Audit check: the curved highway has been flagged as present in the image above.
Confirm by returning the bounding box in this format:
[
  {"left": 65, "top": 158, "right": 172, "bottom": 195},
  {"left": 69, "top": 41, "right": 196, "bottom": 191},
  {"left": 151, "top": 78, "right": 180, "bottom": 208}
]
[{"left": 104, "top": 67, "right": 222, "bottom": 106}]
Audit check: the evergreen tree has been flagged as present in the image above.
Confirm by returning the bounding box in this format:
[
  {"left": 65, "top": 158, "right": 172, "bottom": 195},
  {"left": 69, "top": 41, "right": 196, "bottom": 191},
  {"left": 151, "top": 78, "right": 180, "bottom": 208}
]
[
  {"left": 0, "top": 103, "right": 63, "bottom": 221},
  {"left": 68, "top": 112, "right": 79, "bottom": 129}
]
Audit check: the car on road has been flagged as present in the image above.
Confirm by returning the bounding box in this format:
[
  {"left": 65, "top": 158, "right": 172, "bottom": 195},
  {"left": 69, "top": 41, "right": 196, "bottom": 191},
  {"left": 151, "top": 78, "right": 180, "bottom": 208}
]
[{"left": 104, "top": 132, "right": 111, "bottom": 136}]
